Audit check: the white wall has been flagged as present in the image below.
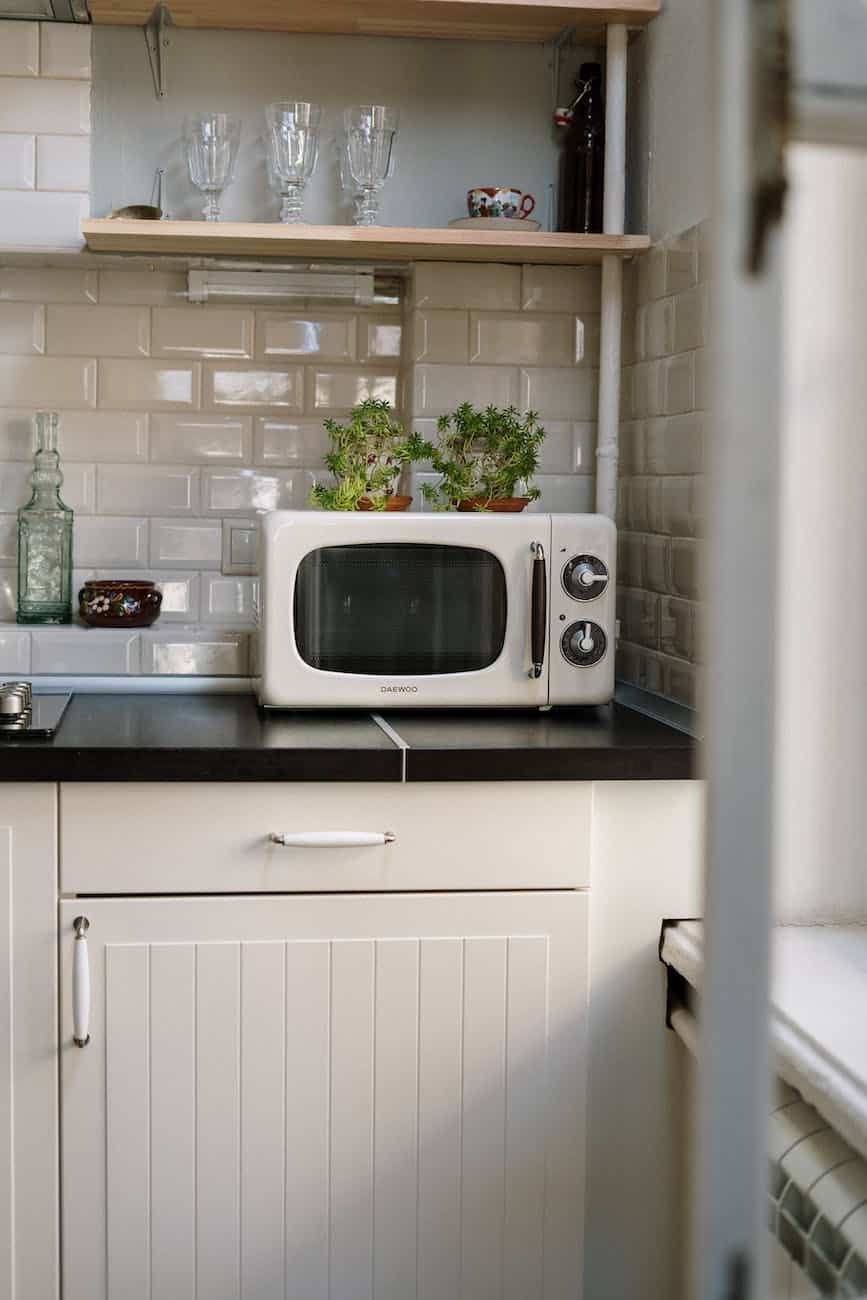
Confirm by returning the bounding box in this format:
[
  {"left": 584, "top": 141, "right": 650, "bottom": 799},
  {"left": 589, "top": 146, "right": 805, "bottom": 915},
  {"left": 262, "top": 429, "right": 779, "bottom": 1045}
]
[
  {"left": 626, "top": 0, "right": 711, "bottom": 240},
  {"left": 91, "top": 26, "right": 579, "bottom": 229}
]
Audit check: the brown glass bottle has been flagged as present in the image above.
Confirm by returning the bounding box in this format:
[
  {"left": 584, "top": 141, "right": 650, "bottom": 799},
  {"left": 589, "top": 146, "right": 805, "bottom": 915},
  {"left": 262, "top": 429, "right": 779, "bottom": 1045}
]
[{"left": 557, "top": 63, "right": 605, "bottom": 234}]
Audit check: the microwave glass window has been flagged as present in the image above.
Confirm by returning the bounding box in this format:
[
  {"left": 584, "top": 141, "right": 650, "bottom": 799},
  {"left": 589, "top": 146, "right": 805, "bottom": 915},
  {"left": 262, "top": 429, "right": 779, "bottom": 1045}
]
[{"left": 294, "top": 543, "right": 508, "bottom": 674}]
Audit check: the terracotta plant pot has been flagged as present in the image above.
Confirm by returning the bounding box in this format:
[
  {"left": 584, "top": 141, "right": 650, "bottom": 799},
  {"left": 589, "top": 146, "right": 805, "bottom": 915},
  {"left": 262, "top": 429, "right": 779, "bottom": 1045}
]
[
  {"left": 456, "top": 496, "right": 531, "bottom": 513},
  {"left": 79, "top": 579, "right": 162, "bottom": 628},
  {"left": 356, "top": 496, "right": 413, "bottom": 512}
]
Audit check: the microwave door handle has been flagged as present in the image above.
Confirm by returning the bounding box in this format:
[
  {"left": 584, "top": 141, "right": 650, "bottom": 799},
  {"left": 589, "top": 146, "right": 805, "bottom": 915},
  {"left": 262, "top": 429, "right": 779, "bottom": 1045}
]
[{"left": 530, "top": 541, "right": 547, "bottom": 679}]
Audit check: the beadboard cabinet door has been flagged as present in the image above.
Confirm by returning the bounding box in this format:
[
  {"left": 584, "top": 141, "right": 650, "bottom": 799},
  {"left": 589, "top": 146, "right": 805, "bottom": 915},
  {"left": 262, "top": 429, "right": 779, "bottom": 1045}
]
[
  {"left": 60, "top": 891, "right": 587, "bottom": 1300},
  {"left": 0, "top": 785, "right": 59, "bottom": 1300}
]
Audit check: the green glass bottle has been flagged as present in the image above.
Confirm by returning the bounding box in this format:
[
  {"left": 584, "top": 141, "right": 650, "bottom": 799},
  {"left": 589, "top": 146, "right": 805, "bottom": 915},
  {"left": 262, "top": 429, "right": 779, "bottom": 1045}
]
[{"left": 17, "top": 411, "right": 73, "bottom": 625}]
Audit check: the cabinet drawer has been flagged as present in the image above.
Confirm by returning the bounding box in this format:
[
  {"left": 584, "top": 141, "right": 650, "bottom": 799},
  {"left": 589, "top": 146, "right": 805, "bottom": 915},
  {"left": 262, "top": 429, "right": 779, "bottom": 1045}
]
[{"left": 60, "top": 781, "right": 591, "bottom": 894}]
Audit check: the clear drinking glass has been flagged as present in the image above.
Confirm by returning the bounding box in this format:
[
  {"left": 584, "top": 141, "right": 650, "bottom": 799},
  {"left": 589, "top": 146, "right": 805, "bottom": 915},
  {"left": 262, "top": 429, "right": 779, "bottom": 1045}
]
[
  {"left": 184, "top": 112, "right": 241, "bottom": 222},
  {"left": 343, "top": 105, "right": 399, "bottom": 227},
  {"left": 265, "top": 101, "right": 321, "bottom": 224}
]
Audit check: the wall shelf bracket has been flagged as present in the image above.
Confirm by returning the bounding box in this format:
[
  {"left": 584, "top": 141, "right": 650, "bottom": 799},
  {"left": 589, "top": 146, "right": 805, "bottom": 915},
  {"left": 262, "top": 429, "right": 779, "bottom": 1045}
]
[{"left": 144, "top": 2, "right": 173, "bottom": 101}]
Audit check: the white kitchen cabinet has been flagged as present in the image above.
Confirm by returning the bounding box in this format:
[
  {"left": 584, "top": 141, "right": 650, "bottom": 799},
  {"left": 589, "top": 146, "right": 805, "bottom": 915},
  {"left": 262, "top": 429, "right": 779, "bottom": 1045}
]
[
  {"left": 60, "top": 890, "right": 587, "bottom": 1300},
  {"left": 0, "top": 784, "right": 59, "bottom": 1300}
]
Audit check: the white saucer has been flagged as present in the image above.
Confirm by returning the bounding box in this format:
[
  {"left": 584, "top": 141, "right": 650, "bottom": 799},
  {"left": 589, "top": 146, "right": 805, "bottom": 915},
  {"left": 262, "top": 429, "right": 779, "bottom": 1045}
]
[{"left": 448, "top": 216, "right": 541, "bottom": 232}]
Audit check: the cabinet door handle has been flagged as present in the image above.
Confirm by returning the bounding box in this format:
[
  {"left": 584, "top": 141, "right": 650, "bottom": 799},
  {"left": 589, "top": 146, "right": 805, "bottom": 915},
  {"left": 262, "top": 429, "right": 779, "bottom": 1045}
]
[
  {"left": 72, "top": 915, "right": 91, "bottom": 1047},
  {"left": 269, "top": 830, "right": 396, "bottom": 848}
]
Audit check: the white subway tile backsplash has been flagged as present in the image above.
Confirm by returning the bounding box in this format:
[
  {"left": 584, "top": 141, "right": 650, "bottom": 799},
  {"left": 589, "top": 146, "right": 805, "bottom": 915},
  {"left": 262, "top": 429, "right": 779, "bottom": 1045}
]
[
  {"left": 205, "top": 363, "right": 302, "bottom": 411},
  {"left": 30, "top": 626, "right": 140, "bottom": 674},
  {"left": 673, "top": 284, "right": 707, "bottom": 354},
  {"left": 201, "top": 574, "right": 257, "bottom": 624},
  {"left": 0, "top": 302, "right": 44, "bottom": 354},
  {"left": 662, "top": 353, "right": 695, "bottom": 416},
  {"left": 99, "top": 359, "right": 200, "bottom": 410},
  {"left": 149, "top": 518, "right": 221, "bottom": 570},
  {"left": 469, "top": 312, "right": 575, "bottom": 367},
  {"left": 0, "top": 569, "right": 15, "bottom": 620},
  {"left": 47, "top": 304, "right": 149, "bottom": 357},
  {"left": 0, "top": 266, "right": 97, "bottom": 303},
  {"left": 150, "top": 414, "right": 251, "bottom": 464},
  {"left": 643, "top": 298, "right": 675, "bottom": 360},
  {"left": 412, "top": 311, "right": 468, "bottom": 364},
  {"left": 414, "top": 364, "right": 518, "bottom": 416},
  {"left": 526, "top": 475, "right": 595, "bottom": 514},
  {"left": 645, "top": 412, "right": 705, "bottom": 476},
  {"left": 0, "top": 354, "right": 95, "bottom": 406},
  {"left": 74, "top": 516, "right": 148, "bottom": 568},
  {"left": 0, "top": 457, "right": 94, "bottom": 506},
  {"left": 519, "top": 367, "right": 597, "bottom": 420},
  {"left": 309, "top": 368, "right": 398, "bottom": 414},
  {"left": 0, "top": 627, "right": 30, "bottom": 674},
  {"left": 521, "top": 265, "right": 600, "bottom": 313},
  {"left": 152, "top": 307, "right": 253, "bottom": 359},
  {"left": 535, "top": 421, "right": 595, "bottom": 473},
  {"left": 0, "top": 22, "right": 39, "bottom": 76},
  {"left": 664, "top": 236, "right": 698, "bottom": 296},
  {"left": 253, "top": 417, "right": 328, "bottom": 467},
  {"left": 141, "top": 627, "right": 249, "bottom": 676},
  {"left": 358, "top": 315, "right": 402, "bottom": 361},
  {"left": 0, "top": 78, "right": 90, "bottom": 135},
  {"left": 0, "top": 134, "right": 35, "bottom": 190},
  {"left": 0, "top": 516, "right": 15, "bottom": 563},
  {"left": 54, "top": 411, "right": 148, "bottom": 462},
  {"left": 98, "top": 270, "right": 185, "bottom": 306},
  {"left": 35, "top": 135, "right": 89, "bottom": 190},
  {"left": 97, "top": 465, "right": 199, "bottom": 516},
  {"left": 39, "top": 24, "right": 92, "bottom": 79},
  {"left": 414, "top": 262, "right": 520, "bottom": 311},
  {"left": 203, "top": 467, "right": 314, "bottom": 513},
  {"left": 0, "top": 190, "right": 88, "bottom": 248},
  {"left": 256, "top": 311, "right": 356, "bottom": 361}
]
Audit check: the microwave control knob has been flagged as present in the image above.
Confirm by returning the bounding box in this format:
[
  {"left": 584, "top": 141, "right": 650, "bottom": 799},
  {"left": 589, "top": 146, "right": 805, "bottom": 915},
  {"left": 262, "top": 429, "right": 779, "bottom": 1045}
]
[
  {"left": 561, "top": 620, "right": 607, "bottom": 667},
  {"left": 563, "top": 554, "right": 609, "bottom": 601}
]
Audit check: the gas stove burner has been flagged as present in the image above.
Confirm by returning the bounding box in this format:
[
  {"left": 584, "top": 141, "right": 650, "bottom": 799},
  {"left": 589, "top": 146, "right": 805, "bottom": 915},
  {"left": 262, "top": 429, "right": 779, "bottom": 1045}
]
[
  {"left": 0, "top": 683, "right": 71, "bottom": 739},
  {"left": 0, "top": 680, "right": 32, "bottom": 717}
]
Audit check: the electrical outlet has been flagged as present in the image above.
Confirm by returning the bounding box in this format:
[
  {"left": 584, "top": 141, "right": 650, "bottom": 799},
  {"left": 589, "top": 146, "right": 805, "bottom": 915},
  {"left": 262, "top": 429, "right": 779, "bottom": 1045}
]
[{"left": 221, "top": 518, "right": 258, "bottom": 576}]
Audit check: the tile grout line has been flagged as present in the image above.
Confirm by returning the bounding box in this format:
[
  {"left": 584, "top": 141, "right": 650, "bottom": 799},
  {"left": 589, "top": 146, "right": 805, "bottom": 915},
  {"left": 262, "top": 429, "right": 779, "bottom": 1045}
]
[{"left": 370, "top": 712, "right": 409, "bottom": 782}]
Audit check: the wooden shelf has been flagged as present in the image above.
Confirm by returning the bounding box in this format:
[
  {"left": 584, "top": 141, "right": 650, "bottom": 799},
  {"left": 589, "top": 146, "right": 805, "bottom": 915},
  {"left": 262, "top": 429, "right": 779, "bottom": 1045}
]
[
  {"left": 81, "top": 219, "right": 650, "bottom": 266},
  {"left": 90, "top": 0, "right": 660, "bottom": 41}
]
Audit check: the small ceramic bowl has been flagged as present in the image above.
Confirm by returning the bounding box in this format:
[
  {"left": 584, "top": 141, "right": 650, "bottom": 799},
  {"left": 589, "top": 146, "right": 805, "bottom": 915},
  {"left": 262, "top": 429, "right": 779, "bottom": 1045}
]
[{"left": 79, "top": 579, "right": 162, "bottom": 628}]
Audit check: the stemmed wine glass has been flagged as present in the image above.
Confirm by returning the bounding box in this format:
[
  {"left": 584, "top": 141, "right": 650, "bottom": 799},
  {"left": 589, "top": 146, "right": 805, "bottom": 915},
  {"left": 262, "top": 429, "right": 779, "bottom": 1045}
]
[
  {"left": 265, "top": 101, "right": 321, "bottom": 224},
  {"left": 184, "top": 112, "right": 241, "bottom": 222},
  {"left": 343, "top": 105, "right": 399, "bottom": 227}
]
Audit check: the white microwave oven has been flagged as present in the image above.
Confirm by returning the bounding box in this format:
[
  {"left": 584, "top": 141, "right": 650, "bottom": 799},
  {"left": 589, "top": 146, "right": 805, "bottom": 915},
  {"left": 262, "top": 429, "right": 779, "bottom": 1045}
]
[{"left": 256, "top": 511, "right": 616, "bottom": 709}]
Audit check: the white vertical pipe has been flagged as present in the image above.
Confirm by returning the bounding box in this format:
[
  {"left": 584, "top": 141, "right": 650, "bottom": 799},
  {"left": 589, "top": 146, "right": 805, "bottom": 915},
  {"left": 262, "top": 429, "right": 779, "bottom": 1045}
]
[
  {"left": 603, "top": 23, "right": 627, "bottom": 235},
  {"left": 595, "top": 23, "right": 627, "bottom": 518},
  {"left": 695, "top": 0, "right": 781, "bottom": 1296}
]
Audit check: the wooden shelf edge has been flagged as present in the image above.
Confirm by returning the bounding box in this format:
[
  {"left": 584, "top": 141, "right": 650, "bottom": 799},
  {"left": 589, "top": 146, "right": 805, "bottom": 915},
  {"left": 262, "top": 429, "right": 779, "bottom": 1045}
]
[
  {"left": 81, "top": 220, "right": 650, "bottom": 266},
  {"left": 89, "top": 0, "right": 661, "bottom": 40}
]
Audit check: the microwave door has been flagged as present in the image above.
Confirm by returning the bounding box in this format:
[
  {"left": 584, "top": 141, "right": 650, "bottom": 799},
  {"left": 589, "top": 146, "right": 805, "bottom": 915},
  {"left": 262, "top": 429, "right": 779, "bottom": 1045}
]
[{"left": 293, "top": 542, "right": 510, "bottom": 677}]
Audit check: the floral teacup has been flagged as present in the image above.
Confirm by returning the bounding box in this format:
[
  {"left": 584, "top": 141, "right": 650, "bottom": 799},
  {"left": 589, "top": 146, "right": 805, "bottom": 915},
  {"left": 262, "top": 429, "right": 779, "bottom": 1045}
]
[{"left": 467, "top": 187, "right": 536, "bottom": 219}]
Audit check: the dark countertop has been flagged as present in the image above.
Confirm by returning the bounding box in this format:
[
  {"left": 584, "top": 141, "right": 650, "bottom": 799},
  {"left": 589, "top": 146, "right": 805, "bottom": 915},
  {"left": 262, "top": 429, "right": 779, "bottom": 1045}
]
[{"left": 0, "top": 693, "right": 696, "bottom": 782}]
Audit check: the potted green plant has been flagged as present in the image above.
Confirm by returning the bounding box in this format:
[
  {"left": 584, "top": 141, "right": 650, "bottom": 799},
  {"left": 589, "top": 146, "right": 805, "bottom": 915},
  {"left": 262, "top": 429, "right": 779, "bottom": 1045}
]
[
  {"left": 309, "top": 398, "right": 433, "bottom": 512},
  {"left": 422, "top": 402, "right": 545, "bottom": 512}
]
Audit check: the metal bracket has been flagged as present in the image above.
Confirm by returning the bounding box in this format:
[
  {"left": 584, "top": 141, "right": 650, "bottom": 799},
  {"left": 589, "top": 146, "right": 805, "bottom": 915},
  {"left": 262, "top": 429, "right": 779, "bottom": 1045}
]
[{"left": 144, "top": 2, "right": 173, "bottom": 101}]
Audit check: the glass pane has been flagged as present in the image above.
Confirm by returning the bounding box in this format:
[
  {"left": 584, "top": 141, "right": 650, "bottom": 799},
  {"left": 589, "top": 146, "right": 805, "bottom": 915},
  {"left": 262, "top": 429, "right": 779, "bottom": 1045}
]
[{"left": 294, "top": 543, "right": 507, "bottom": 675}]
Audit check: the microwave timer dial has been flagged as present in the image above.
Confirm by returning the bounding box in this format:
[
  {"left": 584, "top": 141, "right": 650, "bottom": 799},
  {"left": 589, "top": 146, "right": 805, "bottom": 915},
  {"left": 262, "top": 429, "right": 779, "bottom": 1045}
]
[
  {"left": 561, "top": 620, "right": 607, "bottom": 667},
  {"left": 562, "top": 554, "right": 609, "bottom": 601}
]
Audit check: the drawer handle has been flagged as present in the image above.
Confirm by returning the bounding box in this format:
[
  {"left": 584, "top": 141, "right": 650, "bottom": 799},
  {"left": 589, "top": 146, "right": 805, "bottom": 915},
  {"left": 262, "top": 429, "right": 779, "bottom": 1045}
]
[
  {"left": 72, "top": 915, "right": 91, "bottom": 1048},
  {"left": 269, "top": 830, "right": 396, "bottom": 848}
]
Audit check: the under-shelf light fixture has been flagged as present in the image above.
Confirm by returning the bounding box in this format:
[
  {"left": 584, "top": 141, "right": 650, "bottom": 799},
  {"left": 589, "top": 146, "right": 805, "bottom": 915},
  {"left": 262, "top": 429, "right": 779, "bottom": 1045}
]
[{"left": 187, "top": 269, "right": 375, "bottom": 305}]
